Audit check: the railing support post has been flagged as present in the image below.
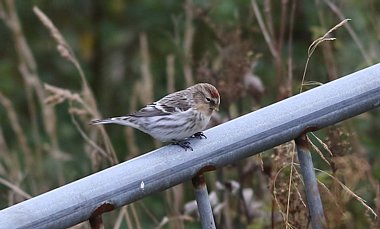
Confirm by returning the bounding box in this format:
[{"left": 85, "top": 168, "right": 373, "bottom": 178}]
[
  {"left": 192, "top": 173, "right": 216, "bottom": 229},
  {"left": 295, "top": 134, "right": 327, "bottom": 229}
]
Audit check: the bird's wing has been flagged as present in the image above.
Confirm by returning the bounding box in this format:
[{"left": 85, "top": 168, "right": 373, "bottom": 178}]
[
  {"left": 130, "top": 90, "right": 192, "bottom": 117},
  {"left": 157, "top": 89, "right": 192, "bottom": 111},
  {"left": 129, "top": 104, "right": 170, "bottom": 117}
]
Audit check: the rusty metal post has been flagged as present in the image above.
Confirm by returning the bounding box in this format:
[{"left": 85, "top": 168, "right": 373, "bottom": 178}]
[
  {"left": 192, "top": 174, "right": 216, "bottom": 229},
  {"left": 295, "top": 134, "right": 326, "bottom": 229},
  {"left": 88, "top": 202, "right": 114, "bottom": 229}
]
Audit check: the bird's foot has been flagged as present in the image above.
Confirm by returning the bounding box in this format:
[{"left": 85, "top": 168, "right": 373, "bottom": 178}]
[
  {"left": 172, "top": 140, "right": 193, "bottom": 151},
  {"left": 192, "top": 132, "right": 207, "bottom": 139}
]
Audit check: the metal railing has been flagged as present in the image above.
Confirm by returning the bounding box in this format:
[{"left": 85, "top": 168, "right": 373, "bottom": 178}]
[{"left": 1, "top": 63, "right": 380, "bottom": 229}]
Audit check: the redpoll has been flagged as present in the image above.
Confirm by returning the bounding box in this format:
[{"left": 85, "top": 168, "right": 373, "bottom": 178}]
[{"left": 91, "top": 83, "right": 220, "bottom": 150}]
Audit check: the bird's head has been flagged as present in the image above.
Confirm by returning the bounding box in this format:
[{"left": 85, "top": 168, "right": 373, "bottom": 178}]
[{"left": 191, "top": 83, "right": 220, "bottom": 116}]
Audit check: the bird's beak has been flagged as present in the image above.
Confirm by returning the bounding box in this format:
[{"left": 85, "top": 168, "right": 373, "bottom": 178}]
[
  {"left": 210, "top": 105, "right": 219, "bottom": 112},
  {"left": 209, "top": 99, "right": 219, "bottom": 111}
]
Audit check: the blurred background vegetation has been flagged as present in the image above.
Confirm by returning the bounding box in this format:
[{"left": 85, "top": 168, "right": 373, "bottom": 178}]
[{"left": 1, "top": 0, "right": 380, "bottom": 228}]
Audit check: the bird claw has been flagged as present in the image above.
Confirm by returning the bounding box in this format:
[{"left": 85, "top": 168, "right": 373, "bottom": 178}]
[
  {"left": 172, "top": 141, "right": 193, "bottom": 151},
  {"left": 172, "top": 133, "right": 206, "bottom": 151},
  {"left": 192, "top": 132, "right": 207, "bottom": 139}
]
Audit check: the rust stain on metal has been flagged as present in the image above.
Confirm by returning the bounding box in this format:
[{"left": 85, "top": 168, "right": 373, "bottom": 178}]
[
  {"left": 300, "top": 126, "right": 319, "bottom": 136},
  {"left": 192, "top": 173, "right": 206, "bottom": 187},
  {"left": 91, "top": 202, "right": 115, "bottom": 216},
  {"left": 89, "top": 215, "right": 103, "bottom": 229},
  {"left": 295, "top": 133, "right": 309, "bottom": 149},
  {"left": 198, "top": 165, "right": 216, "bottom": 175},
  {"left": 192, "top": 165, "right": 216, "bottom": 187},
  {"left": 89, "top": 202, "right": 115, "bottom": 229}
]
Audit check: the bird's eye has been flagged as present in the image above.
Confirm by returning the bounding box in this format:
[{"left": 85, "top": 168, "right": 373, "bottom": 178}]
[{"left": 206, "top": 97, "right": 211, "bottom": 102}]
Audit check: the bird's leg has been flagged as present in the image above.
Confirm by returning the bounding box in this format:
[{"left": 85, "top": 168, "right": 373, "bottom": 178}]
[
  {"left": 192, "top": 132, "right": 207, "bottom": 139},
  {"left": 172, "top": 140, "right": 193, "bottom": 151}
]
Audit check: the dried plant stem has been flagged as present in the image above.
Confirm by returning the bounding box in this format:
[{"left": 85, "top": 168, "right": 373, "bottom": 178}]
[
  {"left": 125, "top": 84, "right": 139, "bottom": 157},
  {"left": 310, "top": 132, "right": 333, "bottom": 157},
  {"left": 1, "top": 0, "right": 60, "bottom": 162},
  {"left": 166, "top": 54, "right": 176, "bottom": 93},
  {"left": 156, "top": 215, "right": 194, "bottom": 229},
  {"left": 314, "top": 0, "right": 339, "bottom": 80},
  {"left": 252, "top": 0, "right": 289, "bottom": 99},
  {"left": 0, "top": 92, "right": 32, "bottom": 166},
  {"left": 139, "top": 33, "right": 154, "bottom": 105},
  {"left": 0, "top": 126, "right": 10, "bottom": 156},
  {"left": 33, "top": 6, "right": 95, "bottom": 111},
  {"left": 33, "top": 7, "right": 87, "bottom": 90},
  {"left": 278, "top": 0, "right": 289, "bottom": 54},
  {"left": 251, "top": 0, "right": 278, "bottom": 59},
  {"left": 300, "top": 19, "right": 350, "bottom": 93},
  {"left": 0, "top": 176, "right": 32, "bottom": 200},
  {"left": 130, "top": 203, "right": 142, "bottom": 229},
  {"left": 313, "top": 167, "right": 377, "bottom": 218},
  {"left": 124, "top": 206, "right": 134, "bottom": 229},
  {"left": 222, "top": 190, "right": 233, "bottom": 229},
  {"left": 70, "top": 112, "right": 113, "bottom": 163},
  {"left": 9, "top": 3, "right": 59, "bottom": 154},
  {"left": 44, "top": 83, "right": 117, "bottom": 164},
  {"left": 323, "top": 0, "right": 373, "bottom": 65},
  {"left": 171, "top": 184, "right": 185, "bottom": 229},
  {"left": 138, "top": 34, "right": 161, "bottom": 149},
  {"left": 293, "top": 169, "right": 308, "bottom": 208},
  {"left": 263, "top": 0, "right": 274, "bottom": 41},
  {"left": 114, "top": 206, "right": 127, "bottom": 229},
  {"left": 137, "top": 201, "right": 160, "bottom": 226},
  {"left": 236, "top": 161, "right": 252, "bottom": 223},
  {"left": 33, "top": 6, "right": 118, "bottom": 165},
  {"left": 272, "top": 162, "right": 298, "bottom": 228},
  {"left": 276, "top": 161, "right": 379, "bottom": 220},
  {"left": 285, "top": 143, "right": 295, "bottom": 229},
  {"left": 0, "top": 92, "right": 34, "bottom": 192},
  {"left": 183, "top": 0, "right": 194, "bottom": 87},
  {"left": 309, "top": 138, "right": 331, "bottom": 166},
  {"left": 286, "top": 0, "right": 296, "bottom": 95}
]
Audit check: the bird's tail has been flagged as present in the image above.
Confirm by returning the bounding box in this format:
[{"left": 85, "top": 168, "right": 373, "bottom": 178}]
[{"left": 90, "top": 116, "right": 133, "bottom": 126}]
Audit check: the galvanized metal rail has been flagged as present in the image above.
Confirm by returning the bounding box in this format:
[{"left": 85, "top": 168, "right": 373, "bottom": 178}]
[{"left": 1, "top": 63, "right": 380, "bottom": 228}]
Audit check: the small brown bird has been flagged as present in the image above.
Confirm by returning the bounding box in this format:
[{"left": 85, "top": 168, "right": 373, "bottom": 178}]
[{"left": 91, "top": 83, "right": 220, "bottom": 150}]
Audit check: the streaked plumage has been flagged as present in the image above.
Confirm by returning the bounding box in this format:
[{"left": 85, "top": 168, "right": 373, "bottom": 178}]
[{"left": 91, "top": 83, "right": 220, "bottom": 149}]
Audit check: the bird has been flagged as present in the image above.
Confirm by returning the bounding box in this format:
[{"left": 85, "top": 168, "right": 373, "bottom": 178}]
[{"left": 90, "top": 83, "right": 220, "bottom": 150}]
